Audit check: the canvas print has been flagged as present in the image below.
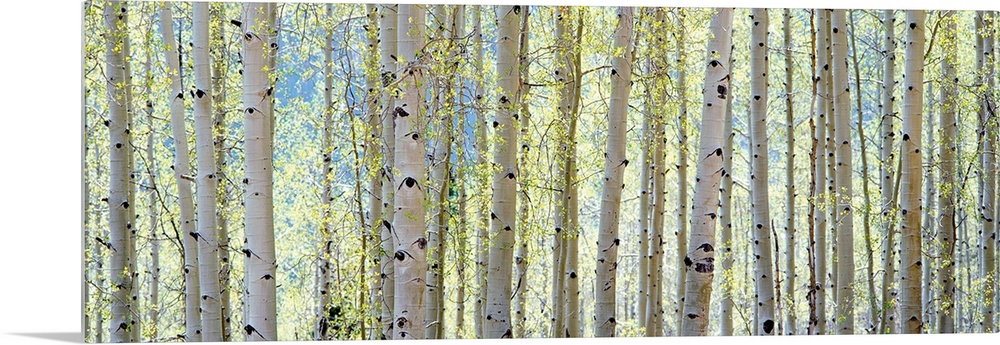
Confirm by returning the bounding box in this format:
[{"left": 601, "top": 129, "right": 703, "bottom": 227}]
[{"left": 82, "top": 1, "right": 1000, "bottom": 342}]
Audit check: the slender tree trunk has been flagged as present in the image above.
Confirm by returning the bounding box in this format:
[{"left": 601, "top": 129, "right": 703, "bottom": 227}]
[
  {"left": 105, "top": 2, "right": 135, "bottom": 342},
  {"left": 376, "top": 4, "right": 397, "bottom": 340},
  {"left": 484, "top": 5, "right": 521, "bottom": 339},
  {"left": 813, "top": 9, "right": 830, "bottom": 335},
  {"left": 143, "top": 48, "right": 161, "bottom": 341},
  {"left": 637, "top": 59, "right": 653, "bottom": 333},
  {"left": 748, "top": 8, "right": 777, "bottom": 336},
  {"left": 425, "top": 5, "right": 453, "bottom": 339},
  {"left": 593, "top": 7, "right": 634, "bottom": 338},
  {"left": 193, "top": 3, "right": 223, "bottom": 340},
  {"left": 562, "top": 9, "right": 584, "bottom": 338},
  {"left": 937, "top": 13, "right": 958, "bottom": 333},
  {"left": 805, "top": 9, "right": 819, "bottom": 335},
  {"left": 363, "top": 5, "right": 383, "bottom": 339},
  {"left": 470, "top": 6, "right": 490, "bottom": 338},
  {"left": 550, "top": 7, "right": 572, "bottom": 337},
  {"left": 159, "top": 5, "right": 201, "bottom": 341},
  {"left": 980, "top": 11, "right": 998, "bottom": 334},
  {"left": 513, "top": 8, "right": 531, "bottom": 338},
  {"left": 831, "top": 9, "right": 856, "bottom": 334},
  {"left": 211, "top": 2, "right": 232, "bottom": 339},
  {"left": 878, "top": 9, "right": 899, "bottom": 335},
  {"left": 674, "top": 10, "right": 690, "bottom": 336},
  {"left": 719, "top": 21, "right": 737, "bottom": 336},
  {"left": 782, "top": 8, "right": 796, "bottom": 335},
  {"left": 315, "top": 4, "right": 335, "bottom": 340},
  {"left": 679, "top": 8, "right": 733, "bottom": 336},
  {"left": 241, "top": 3, "right": 278, "bottom": 340},
  {"left": 392, "top": 4, "right": 428, "bottom": 340},
  {"left": 921, "top": 87, "right": 936, "bottom": 331},
  {"left": 898, "top": 9, "right": 926, "bottom": 335},
  {"left": 848, "top": 10, "right": 876, "bottom": 333},
  {"left": 646, "top": 9, "right": 667, "bottom": 336}
]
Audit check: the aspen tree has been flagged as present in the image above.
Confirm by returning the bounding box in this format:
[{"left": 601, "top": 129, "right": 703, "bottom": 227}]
[
  {"left": 594, "top": 6, "right": 634, "bottom": 337},
  {"left": 105, "top": 2, "right": 135, "bottom": 342},
  {"left": 315, "top": 4, "right": 335, "bottom": 341},
  {"left": 980, "top": 10, "right": 997, "bottom": 334},
  {"left": 674, "top": 10, "right": 690, "bottom": 335},
  {"left": 749, "top": 7, "right": 777, "bottom": 336},
  {"left": 812, "top": 9, "right": 830, "bottom": 334},
  {"left": 719, "top": 23, "right": 737, "bottom": 337},
  {"left": 805, "top": 9, "right": 819, "bottom": 335},
  {"left": 645, "top": 9, "right": 668, "bottom": 336},
  {"left": 392, "top": 4, "right": 428, "bottom": 340},
  {"left": 878, "top": 9, "right": 899, "bottom": 335},
  {"left": 849, "top": 10, "right": 877, "bottom": 331},
  {"left": 550, "top": 7, "right": 572, "bottom": 337},
  {"left": 241, "top": 3, "right": 278, "bottom": 340},
  {"left": 679, "top": 8, "right": 733, "bottom": 336},
  {"left": 562, "top": 8, "right": 585, "bottom": 338},
  {"left": 637, "top": 59, "right": 653, "bottom": 334},
  {"left": 831, "top": 9, "right": 855, "bottom": 334},
  {"left": 471, "top": 7, "right": 489, "bottom": 338},
  {"left": 363, "top": 4, "right": 382, "bottom": 340},
  {"left": 937, "top": 13, "right": 958, "bottom": 333},
  {"left": 159, "top": 5, "right": 201, "bottom": 341},
  {"left": 513, "top": 7, "right": 531, "bottom": 338},
  {"left": 485, "top": 4, "right": 521, "bottom": 339},
  {"left": 142, "top": 35, "right": 161, "bottom": 341},
  {"left": 210, "top": 2, "right": 232, "bottom": 339},
  {"left": 425, "top": 5, "right": 452, "bottom": 339},
  {"left": 377, "top": 4, "right": 397, "bottom": 339},
  {"left": 193, "top": 3, "right": 223, "bottom": 340},
  {"left": 898, "top": 9, "right": 925, "bottom": 335},
  {"left": 782, "top": 8, "right": 796, "bottom": 334}
]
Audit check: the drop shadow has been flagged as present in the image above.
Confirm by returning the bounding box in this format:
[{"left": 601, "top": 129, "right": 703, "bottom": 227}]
[{"left": 9, "top": 332, "right": 81, "bottom": 343}]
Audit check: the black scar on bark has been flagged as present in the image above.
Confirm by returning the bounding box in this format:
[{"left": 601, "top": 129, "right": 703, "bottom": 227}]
[
  {"left": 717, "top": 85, "right": 727, "bottom": 98},
  {"left": 491, "top": 212, "right": 498, "bottom": 220},
  {"left": 230, "top": 19, "right": 242, "bottom": 27},
  {"left": 493, "top": 121, "right": 500, "bottom": 128},
  {"left": 763, "top": 319, "right": 775, "bottom": 334},
  {"left": 569, "top": 271, "right": 578, "bottom": 279},
  {"left": 394, "top": 250, "right": 406, "bottom": 261},
  {"left": 382, "top": 220, "right": 392, "bottom": 231},
  {"left": 697, "top": 243, "right": 714, "bottom": 252},
  {"left": 416, "top": 238, "right": 427, "bottom": 249},
  {"left": 506, "top": 172, "right": 516, "bottom": 179},
  {"left": 687, "top": 313, "right": 699, "bottom": 319},
  {"left": 195, "top": 89, "right": 206, "bottom": 98},
  {"left": 394, "top": 107, "right": 409, "bottom": 118},
  {"left": 684, "top": 256, "right": 693, "bottom": 266},
  {"left": 403, "top": 177, "right": 417, "bottom": 188},
  {"left": 502, "top": 328, "right": 513, "bottom": 338}
]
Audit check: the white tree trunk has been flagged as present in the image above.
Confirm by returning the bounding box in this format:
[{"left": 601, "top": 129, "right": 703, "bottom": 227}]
[
  {"left": 749, "top": 8, "right": 777, "bottom": 336},
  {"left": 936, "top": 12, "right": 958, "bottom": 333},
  {"left": 470, "top": 7, "right": 490, "bottom": 338},
  {"left": 898, "top": 9, "right": 925, "bottom": 335},
  {"left": 363, "top": 4, "right": 383, "bottom": 340},
  {"left": 980, "top": 11, "right": 998, "bottom": 334},
  {"left": 878, "top": 9, "right": 899, "bottom": 335},
  {"left": 679, "top": 8, "right": 733, "bottom": 336},
  {"left": 718, "top": 22, "right": 737, "bottom": 336},
  {"left": 550, "top": 7, "right": 571, "bottom": 337},
  {"left": 210, "top": 3, "right": 233, "bottom": 338},
  {"left": 376, "top": 4, "right": 397, "bottom": 340},
  {"left": 594, "top": 7, "right": 634, "bottom": 338},
  {"left": 105, "top": 3, "right": 135, "bottom": 342},
  {"left": 159, "top": 5, "right": 201, "bottom": 341},
  {"left": 646, "top": 9, "right": 667, "bottom": 335},
  {"left": 315, "top": 4, "right": 335, "bottom": 340},
  {"left": 831, "top": 9, "right": 856, "bottom": 334},
  {"left": 673, "top": 10, "right": 690, "bottom": 337},
  {"left": 241, "top": 3, "right": 278, "bottom": 340},
  {"left": 513, "top": 7, "right": 531, "bottom": 338},
  {"left": 484, "top": 5, "right": 521, "bottom": 339},
  {"left": 812, "top": 9, "right": 830, "bottom": 335},
  {"left": 193, "top": 3, "right": 223, "bottom": 340},
  {"left": 392, "top": 4, "right": 428, "bottom": 339},
  {"left": 782, "top": 8, "right": 796, "bottom": 334},
  {"left": 143, "top": 51, "right": 161, "bottom": 341}
]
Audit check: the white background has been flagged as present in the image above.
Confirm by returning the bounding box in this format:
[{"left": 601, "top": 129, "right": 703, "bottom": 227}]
[{"left": 0, "top": 0, "right": 997, "bottom": 344}]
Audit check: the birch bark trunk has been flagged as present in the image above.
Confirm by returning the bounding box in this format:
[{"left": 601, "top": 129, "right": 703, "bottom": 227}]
[
  {"left": 376, "top": 4, "right": 397, "bottom": 339},
  {"left": 831, "top": 9, "right": 856, "bottom": 334},
  {"left": 392, "top": 4, "right": 428, "bottom": 340},
  {"left": 485, "top": 5, "right": 521, "bottom": 339},
  {"left": 679, "top": 8, "right": 733, "bottom": 336},
  {"left": 159, "top": 5, "right": 201, "bottom": 340},
  {"left": 593, "top": 7, "right": 634, "bottom": 337},
  {"left": 241, "top": 3, "right": 278, "bottom": 340},
  {"left": 749, "top": 7, "right": 777, "bottom": 336},
  {"left": 898, "top": 9, "right": 926, "bottom": 335}
]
